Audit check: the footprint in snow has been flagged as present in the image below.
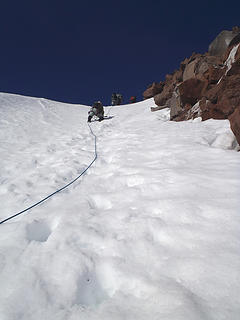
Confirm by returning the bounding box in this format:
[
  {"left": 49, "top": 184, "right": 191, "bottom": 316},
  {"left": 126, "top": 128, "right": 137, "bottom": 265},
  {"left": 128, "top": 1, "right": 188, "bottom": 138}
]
[
  {"left": 26, "top": 219, "right": 52, "bottom": 242},
  {"left": 75, "top": 270, "right": 108, "bottom": 307}
]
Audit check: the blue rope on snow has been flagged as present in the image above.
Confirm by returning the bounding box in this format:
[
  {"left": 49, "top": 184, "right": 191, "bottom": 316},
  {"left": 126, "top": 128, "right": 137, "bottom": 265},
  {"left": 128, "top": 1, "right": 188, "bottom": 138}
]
[{"left": 0, "top": 123, "right": 97, "bottom": 225}]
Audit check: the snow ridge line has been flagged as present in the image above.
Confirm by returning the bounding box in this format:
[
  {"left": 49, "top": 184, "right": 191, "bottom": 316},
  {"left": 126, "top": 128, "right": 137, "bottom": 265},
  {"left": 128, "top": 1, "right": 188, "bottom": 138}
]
[{"left": 0, "top": 123, "right": 98, "bottom": 225}]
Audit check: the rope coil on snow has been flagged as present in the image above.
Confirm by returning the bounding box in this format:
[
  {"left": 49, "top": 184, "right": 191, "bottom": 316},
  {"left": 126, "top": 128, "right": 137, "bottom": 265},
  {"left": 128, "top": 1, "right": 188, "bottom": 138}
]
[{"left": 0, "top": 123, "right": 97, "bottom": 225}]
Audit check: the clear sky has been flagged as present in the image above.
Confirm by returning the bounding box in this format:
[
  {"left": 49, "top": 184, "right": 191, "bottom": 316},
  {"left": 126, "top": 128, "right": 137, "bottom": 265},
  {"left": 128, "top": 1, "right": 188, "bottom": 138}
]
[{"left": 1, "top": 0, "right": 239, "bottom": 105}]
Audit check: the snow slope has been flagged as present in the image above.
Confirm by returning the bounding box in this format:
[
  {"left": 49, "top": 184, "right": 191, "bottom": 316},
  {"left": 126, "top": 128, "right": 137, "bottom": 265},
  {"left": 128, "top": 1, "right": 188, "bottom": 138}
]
[{"left": 0, "top": 93, "right": 240, "bottom": 320}]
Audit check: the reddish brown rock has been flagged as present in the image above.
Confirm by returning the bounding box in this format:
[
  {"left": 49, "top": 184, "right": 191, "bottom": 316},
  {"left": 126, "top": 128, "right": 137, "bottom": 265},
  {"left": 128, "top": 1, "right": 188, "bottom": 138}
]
[
  {"left": 182, "top": 53, "right": 202, "bottom": 81},
  {"left": 154, "top": 67, "right": 184, "bottom": 107},
  {"left": 172, "top": 69, "right": 183, "bottom": 83},
  {"left": 205, "top": 80, "right": 223, "bottom": 104},
  {"left": 178, "top": 78, "right": 207, "bottom": 106},
  {"left": 143, "top": 82, "right": 164, "bottom": 99},
  {"left": 234, "top": 46, "right": 240, "bottom": 62},
  {"left": 144, "top": 28, "right": 240, "bottom": 146},
  {"left": 172, "top": 103, "right": 192, "bottom": 121},
  {"left": 169, "top": 87, "right": 182, "bottom": 119},
  {"left": 196, "top": 55, "right": 223, "bottom": 78},
  {"left": 154, "top": 87, "right": 173, "bottom": 106},
  {"left": 229, "top": 106, "right": 240, "bottom": 145},
  {"left": 228, "top": 32, "right": 240, "bottom": 48},
  {"left": 199, "top": 98, "right": 226, "bottom": 120},
  {"left": 218, "top": 77, "right": 240, "bottom": 112},
  {"left": 226, "top": 57, "right": 240, "bottom": 76},
  {"left": 201, "top": 74, "right": 240, "bottom": 119},
  {"left": 183, "top": 59, "right": 198, "bottom": 81},
  {"left": 205, "top": 65, "right": 225, "bottom": 84},
  {"left": 223, "top": 43, "right": 240, "bottom": 67},
  {"left": 182, "top": 54, "right": 223, "bottom": 83},
  {"left": 151, "top": 105, "right": 168, "bottom": 112},
  {"left": 154, "top": 74, "right": 175, "bottom": 106}
]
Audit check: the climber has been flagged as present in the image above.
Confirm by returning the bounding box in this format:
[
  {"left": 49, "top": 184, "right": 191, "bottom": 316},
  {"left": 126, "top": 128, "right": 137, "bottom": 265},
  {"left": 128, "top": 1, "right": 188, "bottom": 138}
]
[
  {"left": 111, "top": 93, "right": 117, "bottom": 106},
  {"left": 111, "top": 93, "right": 123, "bottom": 106},
  {"left": 116, "top": 93, "right": 123, "bottom": 105},
  {"left": 129, "top": 96, "right": 137, "bottom": 103},
  {"left": 88, "top": 101, "right": 104, "bottom": 122}
]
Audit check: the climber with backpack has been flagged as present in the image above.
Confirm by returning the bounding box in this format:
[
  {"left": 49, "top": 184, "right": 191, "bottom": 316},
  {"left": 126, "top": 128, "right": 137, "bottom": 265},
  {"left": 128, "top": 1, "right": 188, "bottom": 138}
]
[
  {"left": 116, "top": 93, "right": 123, "bottom": 105},
  {"left": 111, "top": 93, "right": 123, "bottom": 106},
  {"left": 111, "top": 93, "right": 118, "bottom": 106},
  {"left": 88, "top": 101, "right": 104, "bottom": 122}
]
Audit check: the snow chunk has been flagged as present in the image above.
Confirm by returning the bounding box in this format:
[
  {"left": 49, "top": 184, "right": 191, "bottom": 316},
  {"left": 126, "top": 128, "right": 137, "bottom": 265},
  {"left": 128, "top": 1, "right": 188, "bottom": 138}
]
[
  {"left": 225, "top": 43, "right": 240, "bottom": 74},
  {"left": 211, "top": 128, "right": 239, "bottom": 150},
  {"left": 187, "top": 101, "right": 201, "bottom": 119}
]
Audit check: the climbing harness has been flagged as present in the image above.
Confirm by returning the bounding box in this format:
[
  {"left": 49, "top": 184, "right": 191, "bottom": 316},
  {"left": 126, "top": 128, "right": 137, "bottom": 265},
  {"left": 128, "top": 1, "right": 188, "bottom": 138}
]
[{"left": 0, "top": 123, "right": 97, "bottom": 225}]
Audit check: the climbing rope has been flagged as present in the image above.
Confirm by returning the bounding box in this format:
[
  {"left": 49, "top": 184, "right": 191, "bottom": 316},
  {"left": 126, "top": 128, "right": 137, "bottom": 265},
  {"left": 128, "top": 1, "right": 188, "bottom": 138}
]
[{"left": 0, "top": 123, "right": 97, "bottom": 225}]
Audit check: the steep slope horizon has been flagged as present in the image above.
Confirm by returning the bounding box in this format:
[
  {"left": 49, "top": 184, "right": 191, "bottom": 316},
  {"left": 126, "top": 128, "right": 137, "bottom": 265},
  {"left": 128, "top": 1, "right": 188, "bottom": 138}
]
[{"left": 0, "top": 92, "right": 240, "bottom": 320}]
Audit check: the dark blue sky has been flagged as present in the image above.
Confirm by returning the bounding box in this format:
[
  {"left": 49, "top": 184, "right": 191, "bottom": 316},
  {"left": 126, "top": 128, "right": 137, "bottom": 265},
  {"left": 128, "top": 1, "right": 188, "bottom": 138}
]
[{"left": 1, "top": 0, "right": 239, "bottom": 105}]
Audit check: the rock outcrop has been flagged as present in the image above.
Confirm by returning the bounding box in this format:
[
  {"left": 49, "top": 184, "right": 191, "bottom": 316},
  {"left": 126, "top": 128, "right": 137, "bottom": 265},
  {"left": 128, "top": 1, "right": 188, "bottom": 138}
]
[
  {"left": 173, "top": 43, "right": 240, "bottom": 125},
  {"left": 143, "top": 82, "right": 164, "bottom": 100},
  {"left": 208, "top": 26, "right": 240, "bottom": 56},
  {"left": 229, "top": 107, "right": 240, "bottom": 144},
  {"left": 144, "top": 27, "right": 240, "bottom": 146}
]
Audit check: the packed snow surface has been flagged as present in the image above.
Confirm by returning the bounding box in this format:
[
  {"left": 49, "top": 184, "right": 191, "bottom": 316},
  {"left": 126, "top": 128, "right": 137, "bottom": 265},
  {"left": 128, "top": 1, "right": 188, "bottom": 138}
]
[{"left": 0, "top": 93, "right": 240, "bottom": 320}]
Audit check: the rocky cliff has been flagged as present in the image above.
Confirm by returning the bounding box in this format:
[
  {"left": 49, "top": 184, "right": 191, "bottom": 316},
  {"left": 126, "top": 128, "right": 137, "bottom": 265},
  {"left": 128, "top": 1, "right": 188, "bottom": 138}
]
[{"left": 143, "top": 27, "right": 240, "bottom": 146}]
